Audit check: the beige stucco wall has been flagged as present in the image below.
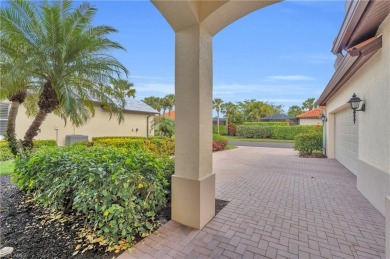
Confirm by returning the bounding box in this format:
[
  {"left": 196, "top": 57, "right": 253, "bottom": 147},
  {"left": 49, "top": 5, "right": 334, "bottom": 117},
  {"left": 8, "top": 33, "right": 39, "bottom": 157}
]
[
  {"left": 299, "top": 118, "right": 322, "bottom": 126},
  {"left": 4, "top": 102, "right": 155, "bottom": 146},
  {"left": 325, "top": 14, "right": 390, "bottom": 215}
]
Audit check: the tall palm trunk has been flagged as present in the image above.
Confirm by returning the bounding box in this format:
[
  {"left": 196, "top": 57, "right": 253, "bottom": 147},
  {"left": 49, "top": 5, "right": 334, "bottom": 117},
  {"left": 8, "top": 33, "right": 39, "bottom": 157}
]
[
  {"left": 22, "top": 82, "right": 59, "bottom": 149},
  {"left": 6, "top": 91, "right": 27, "bottom": 155}
]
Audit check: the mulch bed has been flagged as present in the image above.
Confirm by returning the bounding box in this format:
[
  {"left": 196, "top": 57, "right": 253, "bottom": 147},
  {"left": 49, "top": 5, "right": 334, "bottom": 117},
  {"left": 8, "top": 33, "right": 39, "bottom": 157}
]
[{"left": 0, "top": 176, "right": 229, "bottom": 259}]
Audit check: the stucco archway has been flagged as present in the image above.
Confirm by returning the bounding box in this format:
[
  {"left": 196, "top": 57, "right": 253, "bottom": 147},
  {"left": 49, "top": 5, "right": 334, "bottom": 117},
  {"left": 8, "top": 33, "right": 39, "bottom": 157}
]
[{"left": 151, "top": 0, "right": 281, "bottom": 229}]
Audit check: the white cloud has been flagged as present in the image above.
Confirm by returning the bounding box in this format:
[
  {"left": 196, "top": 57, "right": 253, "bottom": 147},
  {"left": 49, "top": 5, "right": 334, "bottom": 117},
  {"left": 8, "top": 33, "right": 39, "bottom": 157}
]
[{"left": 267, "top": 75, "right": 316, "bottom": 81}]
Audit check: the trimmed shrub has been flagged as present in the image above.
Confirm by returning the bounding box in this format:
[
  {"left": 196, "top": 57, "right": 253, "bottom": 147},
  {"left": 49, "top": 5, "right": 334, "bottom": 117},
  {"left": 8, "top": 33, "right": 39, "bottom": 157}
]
[
  {"left": 243, "top": 122, "right": 289, "bottom": 127},
  {"left": 236, "top": 126, "right": 272, "bottom": 138},
  {"left": 93, "top": 137, "right": 175, "bottom": 157},
  {"left": 227, "top": 124, "right": 236, "bottom": 136},
  {"left": 13, "top": 146, "right": 174, "bottom": 246},
  {"left": 0, "top": 140, "right": 57, "bottom": 161},
  {"left": 213, "top": 134, "right": 228, "bottom": 151},
  {"left": 294, "top": 133, "right": 323, "bottom": 155},
  {"left": 212, "top": 125, "right": 227, "bottom": 135}
]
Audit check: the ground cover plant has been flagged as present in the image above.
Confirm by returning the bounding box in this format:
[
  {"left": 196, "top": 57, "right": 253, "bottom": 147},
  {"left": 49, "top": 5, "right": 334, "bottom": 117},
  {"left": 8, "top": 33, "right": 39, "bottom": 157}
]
[{"left": 12, "top": 145, "right": 175, "bottom": 254}]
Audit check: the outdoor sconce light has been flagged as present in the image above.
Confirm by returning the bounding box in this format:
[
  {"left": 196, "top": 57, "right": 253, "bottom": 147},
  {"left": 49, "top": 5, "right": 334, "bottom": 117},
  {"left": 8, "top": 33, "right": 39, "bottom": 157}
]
[
  {"left": 319, "top": 114, "right": 327, "bottom": 122},
  {"left": 347, "top": 93, "right": 365, "bottom": 124}
]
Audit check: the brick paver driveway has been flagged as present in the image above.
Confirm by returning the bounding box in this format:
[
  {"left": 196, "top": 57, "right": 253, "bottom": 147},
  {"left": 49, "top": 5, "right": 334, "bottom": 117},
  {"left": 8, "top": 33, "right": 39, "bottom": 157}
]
[{"left": 120, "top": 147, "right": 385, "bottom": 259}]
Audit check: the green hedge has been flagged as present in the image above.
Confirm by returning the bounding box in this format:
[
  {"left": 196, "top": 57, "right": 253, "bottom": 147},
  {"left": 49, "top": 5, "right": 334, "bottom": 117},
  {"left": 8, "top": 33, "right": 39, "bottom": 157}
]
[
  {"left": 237, "top": 125, "right": 322, "bottom": 140},
  {"left": 92, "top": 137, "right": 175, "bottom": 157},
  {"left": 294, "top": 133, "right": 323, "bottom": 155},
  {"left": 0, "top": 140, "right": 57, "bottom": 161},
  {"left": 236, "top": 126, "right": 272, "bottom": 138},
  {"left": 243, "top": 122, "right": 289, "bottom": 127},
  {"left": 13, "top": 146, "right": 174, "bottom": 247},
  {"left": 212, "top": 125, "right": 227, "bottom": 135}
]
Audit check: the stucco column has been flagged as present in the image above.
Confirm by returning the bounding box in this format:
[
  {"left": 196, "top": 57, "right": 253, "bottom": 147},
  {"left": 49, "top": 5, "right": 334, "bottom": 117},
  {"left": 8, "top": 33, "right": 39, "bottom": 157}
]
[
  {"left": 386, "top": 196, "right": 390, "bottom": 258},
  {"left": 172, "top": 24, "right": 215, "bottom": 229},
  {"left": 326, "top": 113, "right": 335, "bottom": 158}
]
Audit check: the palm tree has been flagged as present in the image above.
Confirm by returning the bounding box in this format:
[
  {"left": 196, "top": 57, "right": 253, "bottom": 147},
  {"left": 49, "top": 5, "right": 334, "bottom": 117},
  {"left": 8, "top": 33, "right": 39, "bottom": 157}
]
[
  {"left": 1, "top": 0, "right": 128, "bottom": 149},
  {"left": 0, "top": 41, "right": 39, "bottom": 155},
  {"left": 164, "top": 94, "right": 175, "bottom": 116},
  {"left": 143, "top": 96, "right": 162, "bottom": 115},
  {"left": 212, "top": 98, "right": 224, "bottom": 134},
  {"left": 221, "top": 102, "right": 237, "bottom": 129}
]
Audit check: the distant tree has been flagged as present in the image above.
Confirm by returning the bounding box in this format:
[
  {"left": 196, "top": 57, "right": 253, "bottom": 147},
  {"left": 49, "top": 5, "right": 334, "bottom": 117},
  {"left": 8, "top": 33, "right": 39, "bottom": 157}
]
[
  {"left": 164, "top": 94, "right": 175, "bottom": 116},
  {"left": 221, "top": 102, "right": 237, "bottom": 129},
  {"left": 302, "top": 98, "right": 316, "bottom": 111},
  {"left": 143, "top": 96, "right": 162, "bottom": 114},
  {"left": 109, "top": 78, "right": 136, "bottom": 100},
  {"left": 288, "top": 105, "right": 303, "bottom": 117},
  {"left": 152, "top": 116, "right": 175, "bottom": 138},
  {"left": 238, "top": 99, "right": 276, "bottom": 122},
  {"left": 212, "top": 98, "right": 224, "bottom": 134}
]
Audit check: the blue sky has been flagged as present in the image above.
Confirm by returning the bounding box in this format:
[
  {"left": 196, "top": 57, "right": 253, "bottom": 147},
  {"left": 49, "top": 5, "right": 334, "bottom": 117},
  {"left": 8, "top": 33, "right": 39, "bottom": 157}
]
[{"left": 90, "top": 0, "right": 345, "bottom": 112}]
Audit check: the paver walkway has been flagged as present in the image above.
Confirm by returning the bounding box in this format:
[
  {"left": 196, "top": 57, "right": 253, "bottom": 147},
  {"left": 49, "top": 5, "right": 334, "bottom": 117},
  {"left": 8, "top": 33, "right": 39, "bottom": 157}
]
[{"left": 119, "top": 147, "right": 386, "bottom": 259}]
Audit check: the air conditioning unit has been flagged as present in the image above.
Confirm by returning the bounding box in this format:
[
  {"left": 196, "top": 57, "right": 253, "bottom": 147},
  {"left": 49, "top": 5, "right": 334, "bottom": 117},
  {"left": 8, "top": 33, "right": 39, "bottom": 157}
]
[{"left": 65, "top": 135, "right": 88, "bottom": 146}]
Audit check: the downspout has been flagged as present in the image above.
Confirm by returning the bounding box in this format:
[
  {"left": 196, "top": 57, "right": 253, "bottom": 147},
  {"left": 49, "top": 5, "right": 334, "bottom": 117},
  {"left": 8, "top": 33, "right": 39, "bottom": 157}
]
[{"left": 146, "top": 114, "right": 154, "bottom": 138}]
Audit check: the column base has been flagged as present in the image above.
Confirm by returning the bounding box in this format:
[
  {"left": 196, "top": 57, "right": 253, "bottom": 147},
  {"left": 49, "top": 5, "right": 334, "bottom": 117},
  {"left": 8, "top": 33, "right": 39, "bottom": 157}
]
[{"left": 171, "top": 174, "right": 215, "bottom": 229}]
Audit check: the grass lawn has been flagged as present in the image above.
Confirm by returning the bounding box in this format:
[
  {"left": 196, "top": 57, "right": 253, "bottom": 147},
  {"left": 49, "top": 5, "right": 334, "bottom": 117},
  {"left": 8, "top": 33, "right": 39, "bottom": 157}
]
[
  {"left": 226, "top": 136, "right": 294, "bottom": 143},
  {"left": 0, "top": 160, "right": 14, "bottom": 176}
]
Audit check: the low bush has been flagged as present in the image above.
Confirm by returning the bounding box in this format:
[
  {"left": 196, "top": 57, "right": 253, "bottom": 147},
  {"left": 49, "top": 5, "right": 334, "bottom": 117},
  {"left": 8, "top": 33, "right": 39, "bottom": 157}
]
[
  {"left": 0, "top": 140, "right": 57, "bottom": 161},
  {"left": 227, "top": 124, "right": 236, "bottom": 136},
  {"left": 92, "top": 137, "right": 175, "bottom": 157},
  {"left": 243, "top": 122, "right": 289, "bottom": 127},
  {"left": 213, "top": 134, "right": 228, "bottom": 151},
  {"left": 294, "top": 132, "right": 323, "bottom": 155},
  {"left": 13, "top": 146, "right": 174, "bottom": 248},
  {"left": 212, "top": 125, "right": 227, "bottom": 135},
  {"left": 237, "top": 125, "right": 322, "bottom": 140}
]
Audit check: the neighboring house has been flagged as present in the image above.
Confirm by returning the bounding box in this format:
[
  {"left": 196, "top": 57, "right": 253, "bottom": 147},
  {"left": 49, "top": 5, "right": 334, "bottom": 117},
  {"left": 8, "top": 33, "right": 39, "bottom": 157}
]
[
  {"left": 260, "top": 114, "right": 296, "bottom": 124},
  {"left": 212, "top": 117, "right": 226, "bottom": 125},
  {"left": 0, "top": 100, "right": 158, "bottom": 145},
  {"left": 317, "top": 1, "right": 390, "bottom": 216},
  {"left": 162, "top": 110, "right": 176, "bottom": 119},
  {"left": 162, "top": 110, "right": 226, "bottom": 125},
  {"left": 296, "top": 107, "right": 326, "bottom": 125}
]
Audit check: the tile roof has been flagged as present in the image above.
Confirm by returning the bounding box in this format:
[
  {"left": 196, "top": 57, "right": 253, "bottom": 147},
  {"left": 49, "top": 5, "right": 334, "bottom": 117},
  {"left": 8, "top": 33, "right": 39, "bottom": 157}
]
[
  {"left": 162, "top": 110, "right": 175, "bottom": 119},
  {"left": 296, "top": 107, "right": 326, "bottom": 119},
  {"left": 123, "top": 100, "right": 159, "bottom": 114}
]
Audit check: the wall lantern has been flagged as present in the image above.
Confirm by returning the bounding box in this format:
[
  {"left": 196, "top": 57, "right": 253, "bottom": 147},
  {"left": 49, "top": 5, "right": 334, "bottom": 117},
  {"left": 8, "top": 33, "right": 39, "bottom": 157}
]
[
  {"left": 347, "top": 93, "right": 365, "bottom": 124},
  {"left": 319, "top": 114, "right": 327, "bottom": 122}
]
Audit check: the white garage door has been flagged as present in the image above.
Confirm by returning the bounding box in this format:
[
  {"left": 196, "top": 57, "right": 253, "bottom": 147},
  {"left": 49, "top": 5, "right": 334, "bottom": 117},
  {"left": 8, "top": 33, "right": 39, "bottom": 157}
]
[{"left": 334, "top": 108, "right": 358, "bottom": 175}]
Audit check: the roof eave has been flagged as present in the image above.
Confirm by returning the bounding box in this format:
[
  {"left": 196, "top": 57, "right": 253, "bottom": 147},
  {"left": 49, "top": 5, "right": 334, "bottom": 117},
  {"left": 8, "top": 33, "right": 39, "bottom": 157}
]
[
  {"left": 317, "top": 36, "right": 381, "bottom": 106},
  {"left": 332, "top": 0, "right": 369, "bottom": 54}
]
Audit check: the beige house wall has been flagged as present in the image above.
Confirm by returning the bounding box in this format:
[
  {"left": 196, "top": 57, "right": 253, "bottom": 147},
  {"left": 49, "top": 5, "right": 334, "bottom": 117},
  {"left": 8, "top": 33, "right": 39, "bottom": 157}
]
[
  {"left": 5, "top": 103, "right": 155, "bottom": 146},
  {"left": 325, "top": 15, "right": 390, "bottom": 215},
  {"left": 298, "top": 118, "right": 322, "bottom": 126}
]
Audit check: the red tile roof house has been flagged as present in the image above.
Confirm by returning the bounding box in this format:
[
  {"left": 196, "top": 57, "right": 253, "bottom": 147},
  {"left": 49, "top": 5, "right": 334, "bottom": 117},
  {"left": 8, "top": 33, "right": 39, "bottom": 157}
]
[
  {"left": 316, "top": 1, "right": 390, "bottom": 251},
  {"left": 296, "top": 107, "right": 326, "bottom": 126}
]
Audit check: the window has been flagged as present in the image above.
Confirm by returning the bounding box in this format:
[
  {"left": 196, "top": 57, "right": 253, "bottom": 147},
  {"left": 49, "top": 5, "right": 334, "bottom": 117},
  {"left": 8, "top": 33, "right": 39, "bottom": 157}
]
[{"left": 0, "top": 102, "right": 10, "bottom": 137}]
